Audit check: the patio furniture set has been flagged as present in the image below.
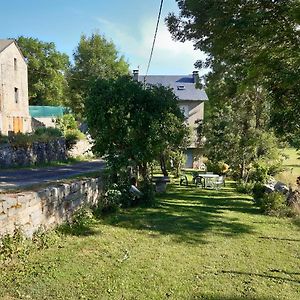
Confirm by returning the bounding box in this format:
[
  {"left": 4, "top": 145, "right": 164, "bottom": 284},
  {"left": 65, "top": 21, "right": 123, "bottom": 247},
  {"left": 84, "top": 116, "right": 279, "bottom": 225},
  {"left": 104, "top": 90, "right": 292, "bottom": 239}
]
[{"left": 180, "top": 172, "right": 225, "bottom": 190}]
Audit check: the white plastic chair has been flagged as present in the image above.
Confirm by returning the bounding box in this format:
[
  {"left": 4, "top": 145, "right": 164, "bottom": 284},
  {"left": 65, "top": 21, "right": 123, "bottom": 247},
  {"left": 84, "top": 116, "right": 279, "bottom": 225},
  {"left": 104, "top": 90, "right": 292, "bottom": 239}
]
[{"left": 214, "top": 176, "right": 224, "bottom": 190}]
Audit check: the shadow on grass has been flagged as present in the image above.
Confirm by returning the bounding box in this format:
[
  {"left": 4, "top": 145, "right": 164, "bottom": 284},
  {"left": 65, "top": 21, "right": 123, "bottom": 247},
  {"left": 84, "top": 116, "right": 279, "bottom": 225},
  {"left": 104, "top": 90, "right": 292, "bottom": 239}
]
[
  {"left": 56, "top": 223, "right": 98, "bottom": 237},
  {"left": 102, "top": 184, "right": 257, "bottom": 244},
  {"left": 192, "top": 295, "right": 276, "bottom": 300},
  {"left": 219, "top": 270, "right": 300, "bottom": 284}
]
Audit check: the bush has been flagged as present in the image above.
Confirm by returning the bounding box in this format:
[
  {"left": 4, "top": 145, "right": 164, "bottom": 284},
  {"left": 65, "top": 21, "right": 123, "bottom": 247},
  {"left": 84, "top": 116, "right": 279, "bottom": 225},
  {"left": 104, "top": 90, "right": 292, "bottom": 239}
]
[
  {"left": 236, "top": 181, "right": 254, "bottom": 194},
  {"left": 139, "top": 179, "right": 155, "bottom": 206},
  {"left": 65, "top": 129, "right": 84, "bottom": 150},
  {"left": 206, "top": 160, "right": 229, "bottom": 175},
  {"left": 34, "top": 127, "right": 63, "bottom": 138},
  {"left": 252, "top": 183, "right": 267, "bottom": 206},
  {"left": 56, "top": 114, "right": 78, "bottom": 133},
  {"left": 101, "top": 185, "right": 122, "bottom": 213},
  {"left": 260, "top": 192, "right": 286, "bottom": 214},
  {"left": 58, "top": 206, "right": 95, "bottom": 235},
  {"left": 8, "top": 133, "right": 34, "bottom": 149},
  {"left": 0, "top": 228, "right": 30, "bottom": 263},
  {"left": 0, "top": 134, "right": 9, "bottom": 144}
]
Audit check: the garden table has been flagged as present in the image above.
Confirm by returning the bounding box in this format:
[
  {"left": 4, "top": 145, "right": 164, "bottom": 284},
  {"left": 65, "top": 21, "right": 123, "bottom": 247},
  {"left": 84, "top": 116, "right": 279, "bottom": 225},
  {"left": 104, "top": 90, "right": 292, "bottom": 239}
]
[{"left": 197, "top": 174, "right": 220, "bottom": 189}]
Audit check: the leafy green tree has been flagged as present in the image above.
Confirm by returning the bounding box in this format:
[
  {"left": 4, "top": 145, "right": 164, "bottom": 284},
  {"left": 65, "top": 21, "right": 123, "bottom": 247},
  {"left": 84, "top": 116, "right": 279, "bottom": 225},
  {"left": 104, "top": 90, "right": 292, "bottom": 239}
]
[
  {"left": 204, "top": 102, "right": 283, "bottom": 180},
  {"left": 68, "top": 33, "right": 130, "bottom": 117},
  {"left": 16, "top": 36, "right": 70, "bottom": 106},
  {"left": 85, "top": 76, "right": 188, "bottom": 180},
  {"left": 167, "top": 0, "right": 300, "bottom": 145}
]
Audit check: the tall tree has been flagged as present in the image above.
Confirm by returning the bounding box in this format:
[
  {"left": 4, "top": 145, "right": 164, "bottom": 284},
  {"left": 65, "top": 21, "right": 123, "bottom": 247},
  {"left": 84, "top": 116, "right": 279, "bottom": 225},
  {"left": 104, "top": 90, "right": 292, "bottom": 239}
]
[
  {"left": 167, "top": 0, "right": 300, "bottom": 145},
  {"left": 85, "top": 76, "right": 188, "bottom": 180},
  {"left": 17, "top": 36, "right": 70, "bottom": 106},
  {"left": 68, "top": 33, "right": 129, "bottom": 117}
]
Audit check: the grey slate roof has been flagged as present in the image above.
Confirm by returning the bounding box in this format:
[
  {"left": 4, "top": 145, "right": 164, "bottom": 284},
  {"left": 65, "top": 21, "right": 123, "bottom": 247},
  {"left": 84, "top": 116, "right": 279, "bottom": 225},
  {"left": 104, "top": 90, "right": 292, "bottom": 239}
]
[
  {"left": 0, "top": 40, "right": 14, "bottom": 53},
  {"left": 138, "top": 75, "right": 208, "bottom": 101}
]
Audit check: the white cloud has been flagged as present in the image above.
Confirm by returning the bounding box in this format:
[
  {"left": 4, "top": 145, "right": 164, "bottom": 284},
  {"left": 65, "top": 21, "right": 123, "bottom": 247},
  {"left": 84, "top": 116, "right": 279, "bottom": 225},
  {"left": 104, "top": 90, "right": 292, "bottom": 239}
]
[{"left": 95, "top": 16, "right": 208, "bottom": 75}]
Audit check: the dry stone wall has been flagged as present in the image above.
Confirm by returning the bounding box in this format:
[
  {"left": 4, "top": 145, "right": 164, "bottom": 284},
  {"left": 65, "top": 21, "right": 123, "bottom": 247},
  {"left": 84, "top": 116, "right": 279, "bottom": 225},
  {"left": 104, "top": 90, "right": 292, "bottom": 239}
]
[
  {"left": 0, "top": 177, "right": 102, "bottom": 238},
  {"left": 0, "top": 138, "right": 67, "bottom": 168}
]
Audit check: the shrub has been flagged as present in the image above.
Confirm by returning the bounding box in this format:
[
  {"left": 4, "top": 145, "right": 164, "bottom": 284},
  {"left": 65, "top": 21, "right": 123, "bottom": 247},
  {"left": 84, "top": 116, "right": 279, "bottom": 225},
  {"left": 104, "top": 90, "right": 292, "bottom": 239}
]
[
  {"left": 0, "top": 134, "right": 9, "bottom": 144},
  {"left": 139, "top": 179, "right": 155, "bottom": 206},
  {"left": 58, "top": 206, "right": 95, "bottom": 235},
  {"left": 0, "top": 228, "right": 30, "bottom": 263},
  {"left": 206, "top": 160, "right": 229, "bottom": 175},
  {"left": 34, "top": 127, "right": 63, "bottom": 138},
  {"left": 56, "top": 114, "right": 78, "bottom": 133},
  {"left": 65, "top": 129, "right": 84, "bottom": 150},
  {"left": 8, "top": 133, "right": 34, "bottom": 149},
  {"left": 32, "top": 227, "right": 59, "bottom": 250},
  {"left": 260, "top": 192, "right": 286, "bottom": 214},
  {"left": 252, "top": 183, "right": 267, "bottom": 206},
  {"left": 236, "top": 181, "right": 254, "bottom": 194}
]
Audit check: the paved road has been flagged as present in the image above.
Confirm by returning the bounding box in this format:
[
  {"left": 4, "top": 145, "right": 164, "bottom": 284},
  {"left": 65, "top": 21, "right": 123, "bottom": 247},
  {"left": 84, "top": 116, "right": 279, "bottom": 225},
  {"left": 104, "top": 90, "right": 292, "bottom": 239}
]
[{"left": 0, "top": 160, "right": 105, "bottom": 191}]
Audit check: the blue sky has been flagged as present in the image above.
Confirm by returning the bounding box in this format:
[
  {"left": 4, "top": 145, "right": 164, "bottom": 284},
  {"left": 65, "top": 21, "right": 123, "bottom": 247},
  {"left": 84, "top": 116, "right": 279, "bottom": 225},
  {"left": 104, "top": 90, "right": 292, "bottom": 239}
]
[{"left": 1, "top": 0, "right": 206, "bottom": 75}]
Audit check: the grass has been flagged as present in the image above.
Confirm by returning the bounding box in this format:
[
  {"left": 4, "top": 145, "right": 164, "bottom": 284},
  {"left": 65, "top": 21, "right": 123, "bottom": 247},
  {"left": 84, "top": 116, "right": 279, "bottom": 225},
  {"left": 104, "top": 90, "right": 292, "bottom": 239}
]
[
  {"left": 276, "top": 147, "right": 300, "bottom": 187},
  {"left": 1, "top": 182, "right": 300, "bottom": 299}
]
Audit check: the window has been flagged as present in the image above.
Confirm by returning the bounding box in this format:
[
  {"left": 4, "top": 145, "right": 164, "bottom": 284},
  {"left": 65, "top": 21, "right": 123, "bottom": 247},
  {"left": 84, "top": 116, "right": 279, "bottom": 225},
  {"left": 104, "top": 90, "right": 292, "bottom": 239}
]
[
  {"left": 177, "top": 85, "right": 185, "bottom": 90},
  {"left": 14, "top": 58, "right": 17, "bottom": 71},
  {"left": 14, "top": 88, "right": 19, "bottom": 103}
]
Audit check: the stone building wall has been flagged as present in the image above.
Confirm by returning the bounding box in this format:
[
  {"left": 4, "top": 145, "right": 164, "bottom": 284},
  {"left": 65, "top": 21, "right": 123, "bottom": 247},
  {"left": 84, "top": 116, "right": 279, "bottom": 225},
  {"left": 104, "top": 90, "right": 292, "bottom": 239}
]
[
  {"left": 0, "top": 138, "right": 67, "bottom": 168},
  {"left": 0, "top": 41, "right": 31, "bottom": 134},
  {"left": 0, "top": 177, "right": 102, "bottom": 238}
]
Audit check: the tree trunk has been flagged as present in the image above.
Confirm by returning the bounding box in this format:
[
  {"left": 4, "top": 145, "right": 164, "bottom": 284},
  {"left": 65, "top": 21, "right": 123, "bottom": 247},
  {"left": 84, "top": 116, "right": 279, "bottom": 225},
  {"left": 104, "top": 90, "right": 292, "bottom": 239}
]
[{"left": 160, "top": 154, "right": 169, "bottom": 177}]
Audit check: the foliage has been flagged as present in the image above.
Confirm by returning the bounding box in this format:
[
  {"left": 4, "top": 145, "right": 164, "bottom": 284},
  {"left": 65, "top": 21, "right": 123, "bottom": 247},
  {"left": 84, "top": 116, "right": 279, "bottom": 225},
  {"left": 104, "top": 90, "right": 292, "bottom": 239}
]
[
  {"left": 252, "top": 183, "right": 268, "bottom": 207},
  {"left": 101, "top": 184, "right": 122, "bottom": 214},
  {"left": 85, "top": 76, "right": 189, "bottom": 182},
  {"left": 32, "top": 227, "right": 59, "bottom": 250},
  {"left": 203, "top": 103, "right": 284, "bottom": 180},
  {"left": 17, "top": 36, "right": 70, "bottom": 106},
  {"left": 236, "top": 181, "right": 254, "bottom": 195},
  {"left": 55, "top": 114, "right": 78, "bottom": 133},
  {"left": 64, "top": 129, "right": 84, "bottom": 151},
  {"left": 55, "top": 114, "right": 84, "bottom": 150},
  {"left": 67, "top": 33, "right": 129, "bottom": 117},
  {"left": 7, "top": 129, "right": 64, "bottom": 149},
  {"left": 58, "top": 206, "right": 95, "bottom": 236},
  {"left": 260, "top": 192, "right": 286, "bottom": 215},
  {"left": 206, "top": 160, "right": 229, "bottom": 176},
  {"left": 34, "top": 127, "right": 63, "bottom": 138},
  {"left": 167, "top": 0, "right": 300, "bottom": 144},
  {"left": 0, "top": 134, "right": 9, "bottom": 144},
  {"left": 0, "top": 229, "right": 30, "bottom": 263},
  {"left": 8, "top": 133, "right": 34, "bottom": 149},
  {"left": 139, "top": 180, "right": 155, "bottom": 206}
]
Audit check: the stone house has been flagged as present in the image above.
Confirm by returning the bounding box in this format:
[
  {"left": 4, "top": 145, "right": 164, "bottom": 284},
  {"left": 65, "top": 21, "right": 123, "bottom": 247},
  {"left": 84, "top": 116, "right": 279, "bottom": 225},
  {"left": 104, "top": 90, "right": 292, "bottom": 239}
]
[
  {"left": 0, "top": 40, "right": 31, "bottom": 135},
  {"left": 133, "top": 70, "right": 208, "bottom": 168}
]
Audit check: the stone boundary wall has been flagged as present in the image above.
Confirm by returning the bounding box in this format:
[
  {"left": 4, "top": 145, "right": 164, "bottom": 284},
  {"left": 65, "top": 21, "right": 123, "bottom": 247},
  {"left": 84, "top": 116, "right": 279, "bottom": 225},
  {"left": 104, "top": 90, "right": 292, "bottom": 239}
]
[
  {"left": 0, "top": 177, "right": 102, "bottom": 238},
  {"left": 0, "top": 138, "right": 67, "bottom": 168}
]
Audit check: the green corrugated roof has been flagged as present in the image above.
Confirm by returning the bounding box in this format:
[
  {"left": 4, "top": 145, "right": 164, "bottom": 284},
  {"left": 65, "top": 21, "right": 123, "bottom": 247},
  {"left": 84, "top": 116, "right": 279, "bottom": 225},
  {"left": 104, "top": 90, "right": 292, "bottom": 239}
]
[{"left": 29, "top": 106, "right": 68, "bottom": 118}]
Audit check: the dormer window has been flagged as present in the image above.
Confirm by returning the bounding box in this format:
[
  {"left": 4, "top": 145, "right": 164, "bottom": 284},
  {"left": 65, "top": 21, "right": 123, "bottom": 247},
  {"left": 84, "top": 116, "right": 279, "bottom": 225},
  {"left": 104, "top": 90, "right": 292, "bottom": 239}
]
[{"left": 177, "top": 85, "right": 185, "bottom": 90}]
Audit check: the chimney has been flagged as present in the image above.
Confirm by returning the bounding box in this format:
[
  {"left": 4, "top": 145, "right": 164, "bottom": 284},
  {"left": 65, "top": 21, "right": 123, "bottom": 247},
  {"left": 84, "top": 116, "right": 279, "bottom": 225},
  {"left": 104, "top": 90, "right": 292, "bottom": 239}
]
[
  {"left": 192, "top": 70, "right": 199, "bottom": 84},
  {"left": 133, "top": 69, "right": 139, "bottom": 81}
]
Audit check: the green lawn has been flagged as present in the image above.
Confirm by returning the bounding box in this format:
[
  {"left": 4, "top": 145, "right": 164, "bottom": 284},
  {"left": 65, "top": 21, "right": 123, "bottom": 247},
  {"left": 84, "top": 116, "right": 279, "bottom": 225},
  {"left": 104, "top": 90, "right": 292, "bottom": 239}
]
[{"left": 1, "top": 183, "right": 300, "bottom": 300}]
